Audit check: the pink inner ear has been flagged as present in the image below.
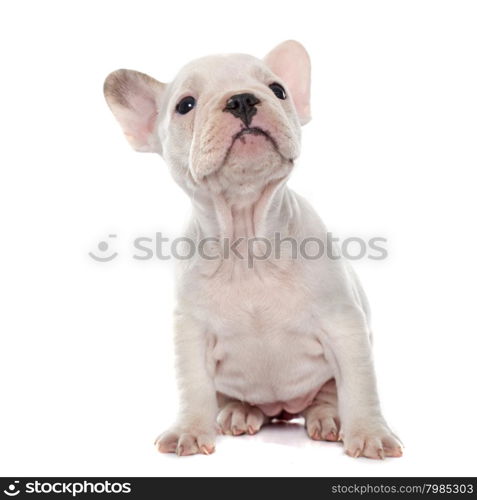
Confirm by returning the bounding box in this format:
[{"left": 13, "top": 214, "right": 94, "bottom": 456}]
[
  {"left": 128, "top": 92, "right": 158, "bottom": 137},
  {"left": 114, "top": 105, "right": 156, "bottom": 152}
]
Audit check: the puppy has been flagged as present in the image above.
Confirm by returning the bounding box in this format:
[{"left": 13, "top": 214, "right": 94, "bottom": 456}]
[{"left": 104, "top": 41, "right": 402, "bottom": 459}]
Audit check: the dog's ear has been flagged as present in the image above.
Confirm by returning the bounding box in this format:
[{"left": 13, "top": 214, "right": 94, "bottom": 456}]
[
  {"left": 264, "top": 40, "right": 311, "bottom": 125},
  {"left": 104, "top": 69, "right": 165, "bottom": 153}
]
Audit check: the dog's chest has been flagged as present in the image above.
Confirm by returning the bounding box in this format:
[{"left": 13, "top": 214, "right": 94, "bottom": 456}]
[
  {"left": 186, "top": 261, "right": 332, "bottom": 405},
  {"left": 196, "top": 260, "right": 311, "bottom": 333}
]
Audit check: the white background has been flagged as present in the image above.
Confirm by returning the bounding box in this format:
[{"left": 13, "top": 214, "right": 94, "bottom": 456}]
[{"left": 0, "top": 0, "right": 476, "bottom": 477}]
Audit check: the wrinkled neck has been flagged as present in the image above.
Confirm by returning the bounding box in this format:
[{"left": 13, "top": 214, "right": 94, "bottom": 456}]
[{"left": 191, "top": 179, "right": 296, "bottom": 241}]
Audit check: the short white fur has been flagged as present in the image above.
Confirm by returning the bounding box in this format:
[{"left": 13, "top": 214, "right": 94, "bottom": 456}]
[{"left": 104, "top": 41, "right": 402, "bottom": 459}]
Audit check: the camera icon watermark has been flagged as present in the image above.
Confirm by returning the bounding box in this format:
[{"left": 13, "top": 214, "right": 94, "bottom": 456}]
[
  {"left": 3, "top": 481, "right": 20, "bottom": 497},
  {"left": 88, "top": 234, "right": 118, "bottom": 262}
]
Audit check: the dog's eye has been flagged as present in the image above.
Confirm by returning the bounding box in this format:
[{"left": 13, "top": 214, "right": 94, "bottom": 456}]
[
  {"left": 269, "top": 82, "right": 287, "bottom": 100},
  {"left": 176, "top": 96, "right": 196, "bottom": 115}
]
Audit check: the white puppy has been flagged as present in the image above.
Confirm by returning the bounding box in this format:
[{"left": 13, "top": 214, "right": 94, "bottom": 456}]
[{"left": 104, "top": 41, "right": 402, "bottom": 459}]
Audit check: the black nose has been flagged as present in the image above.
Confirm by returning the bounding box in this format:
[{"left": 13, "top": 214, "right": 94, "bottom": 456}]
[{"left": 223, "top": 93, "right": 260, "bottom": 127}]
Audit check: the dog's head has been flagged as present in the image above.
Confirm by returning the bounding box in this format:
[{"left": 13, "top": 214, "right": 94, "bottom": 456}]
[{"left": 104, "top": 41, "right": 311, "bottom": 201}]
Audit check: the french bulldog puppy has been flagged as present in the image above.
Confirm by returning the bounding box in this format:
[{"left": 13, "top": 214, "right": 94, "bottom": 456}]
[{"left": 104, "top": 41, "right": 402, "bottom": 459}]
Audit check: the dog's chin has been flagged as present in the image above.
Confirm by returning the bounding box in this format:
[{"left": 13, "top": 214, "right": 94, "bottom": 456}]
[
  {"left": 205, "top": 130, "right": 293, "bottom": 201},
  {"left": 226, "top": 133, "right": 276, "bottom": 166},
  {"left": 221, "top": 127, "right": 291, "bottom": 173}
]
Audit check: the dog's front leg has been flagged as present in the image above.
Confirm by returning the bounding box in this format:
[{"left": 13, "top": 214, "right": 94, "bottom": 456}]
[
  {"left": 155, "top": 311, "right": 218, "bottom": 456},
  {"left": 320, "top": 305, "right": 402, "bottom": 459}
]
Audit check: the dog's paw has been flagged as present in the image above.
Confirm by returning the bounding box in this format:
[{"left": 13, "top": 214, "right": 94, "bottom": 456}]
[
  {"left": 217, "top": 402, "right": 266, "bottom": 436},
  {"left": 154, "top": 427, "right": 216, "bottom": 456},
  {"left": 341, "top": 421, "right": 403, "bottom": 459},
  {"left": 305, "top": 409, "right": 340, "bottom": 442}
]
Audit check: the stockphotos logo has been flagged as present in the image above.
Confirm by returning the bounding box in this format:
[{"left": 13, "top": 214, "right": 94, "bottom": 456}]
[
  {"left": 88, "top": 231, "right": 388, "bottom": 266},
  {"left": 2, "top": 480, "right": 131, "bottom": 497}
]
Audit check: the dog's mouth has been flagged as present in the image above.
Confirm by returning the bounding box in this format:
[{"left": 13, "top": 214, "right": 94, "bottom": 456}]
[
  {"left": 235, "top": 126, "right": 270, "bottom": 140},
  {"left": 232, "top": 126, "right": 277, "bottom": 149},
  {"left": 222, "top": 127, "right": 289, "bottom": 166}
]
